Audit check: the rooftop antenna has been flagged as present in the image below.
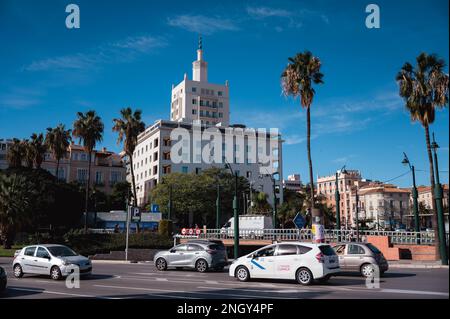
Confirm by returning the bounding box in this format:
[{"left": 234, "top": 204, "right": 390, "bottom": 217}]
[{"left": 198, "top": 35, "right": 202, "bottom": 50}]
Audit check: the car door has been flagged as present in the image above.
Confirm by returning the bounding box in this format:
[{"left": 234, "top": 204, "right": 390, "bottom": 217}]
[
  {"left": 345, "top": 244, "right": 366, "bottom": 271},
  {"left": 273, "top": 244, "right": 300, "bottom": 279},
  {"left": 333, "top": 244, "right": 347, "bottom": 269},
  {"left": 21, "top": 246, "right": 37, "bottom": 273},
  {"left": 186, "top": 244, "right": 203, "bottom": 266},
  {"left": 249, "top": 246, "right": 276, "bottom": 279},
  {"left": 167, "top": 244, "right": 188, "bottom": 266},
  {"left": 34, "top": 247, "right": 52, "bottom": 275}
]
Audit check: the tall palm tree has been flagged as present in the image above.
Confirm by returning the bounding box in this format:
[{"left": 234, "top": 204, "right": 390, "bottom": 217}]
[
  {"left": 30, "top": 133, "right": 47, "bottom": 169},
  {"left": 6, "top": 138, "right": 23, "bottom": 168},
  {"left": 112, "top": 107, "right": 145, "bottom": 207},
  {"left": 73, "top": 110, "right": 104, "bottom": 230},
  {"left": 45, "top": 124, "right": 72, "bottom": 179},
  {"left": 281, "top": 51, "right": 324, "bottom": 223},
  {"left": 396, "top": 52, "right": 449, "bottom": 255},
  {"left": 22, "top": 139, "right": 34, "bottom": 169}
]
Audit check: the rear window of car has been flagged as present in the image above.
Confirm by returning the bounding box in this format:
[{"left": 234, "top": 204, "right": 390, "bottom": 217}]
[
  {"left": 319, "top": 245, "right": 337, "bottom": 256},
  {"left": 188, "top": 244, "right": 203, "bottom": 251},
  {"left": 366, "top": 243, "right": 381, "bottom": 254},
  {"left": 24, "top": 246, "right": 36, "bottom": 256},
  {"left": 276, "top": 245, "right": 298, "bottom": 256},
  {"left": 208, "top": 244, "right": 225, "bottom": 251},
  {"left": 298, "top": 245, "right": 312, "bottom": 254}
]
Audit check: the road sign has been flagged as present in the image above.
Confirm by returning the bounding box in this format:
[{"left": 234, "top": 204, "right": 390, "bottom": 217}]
[
  {"left": 151, "top": 204, "right": 160, "bottom": 213},
  {"left": 195, "top": 228, "right": 201, "bottom": 235},
  {"left": 181, "top": 228, "right": 187, "bottom": 235},
  {"left": 293, "top": 213, "right": 306, "bottom": 229},
  {"left": 131, "top": 206, "right": 141, "bottom": 222},
  {"left": 188, "top": 228, "right": 194, "bottom": 235}
]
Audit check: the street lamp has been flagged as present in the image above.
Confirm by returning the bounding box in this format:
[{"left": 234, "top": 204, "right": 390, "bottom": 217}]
[
  {"left": 431, "top": 133, "right": 448, "bottom": 265},
  {"left": 335, "top": 165, "right": 347, "bottom": 240},
  {"left": 402, "top": 152, "right": 420, "bottom": 236},
  {"left": 216, "top": 179, "right": 220, "bottom": 229},
  {"left": 224, "top": 160, "right": 239, "bottom": 259},
  {"left": 354, "top": 186, "right": 360, "bottom": 242}
]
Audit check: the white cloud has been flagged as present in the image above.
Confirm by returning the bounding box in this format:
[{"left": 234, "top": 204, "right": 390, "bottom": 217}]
[
  {"left": 167, "top": 15, "right": 239, "bottom": 35},
  {"left": 23, "top": 35, "right": 167, "bottom": 72},
  {"left": 246, "top": 6, "right": 292, "bottom": 19}
]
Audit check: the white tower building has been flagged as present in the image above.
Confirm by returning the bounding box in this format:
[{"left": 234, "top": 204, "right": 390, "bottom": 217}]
[{"left": 170, "top": 37, "right": 230, "bottom": 127}]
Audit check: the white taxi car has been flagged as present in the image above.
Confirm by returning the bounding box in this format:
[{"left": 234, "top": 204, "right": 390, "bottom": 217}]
[{"left": 229, "top": 242, "right": 340, "bottom": 285}]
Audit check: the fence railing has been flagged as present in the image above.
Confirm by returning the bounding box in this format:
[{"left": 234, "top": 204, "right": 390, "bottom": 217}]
[{"left": 184, "top": 228, "right": 449, "bottom": 246}]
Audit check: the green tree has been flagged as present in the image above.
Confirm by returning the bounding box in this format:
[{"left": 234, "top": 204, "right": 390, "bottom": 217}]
[
  {"left": 6, "top": 138, "right": 24, "bottom": 168},
  {"left": 281, "top": 51, "right": 324, "bottom": 222},
  {"left": 278, "top": 189, "right": 306, "bottom": 228},
  {"left": 0, "top": 173, "right": 37, "bottom": 248},
  {"left": 396, "top": 52, "right": 449, "bottom": 253},
  {"left": 45, "top": 124, "right": 72, "bottom": 178},
  {"left": 73, "top": 110, "right": 104, "bottom": 230},
  {"left": 109, "top": 181, "right": 132, "bottom": 211},
  {"left": 30, "top": 133, "right": 47, "bottom": 169},
  {"left": 112, "top": 107, "right": 145, "bottom": 207},
  {"left": 22, "top": 139, "right": 35, "bottom": 169}
]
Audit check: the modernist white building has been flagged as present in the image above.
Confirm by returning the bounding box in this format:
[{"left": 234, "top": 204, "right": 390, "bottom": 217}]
[{"left": 129, "top": 40, "right": 283, "bottom": 208}]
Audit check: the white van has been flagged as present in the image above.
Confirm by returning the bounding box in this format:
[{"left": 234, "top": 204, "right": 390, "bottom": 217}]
[{"left": 221, "top": 215, "right": 273, "bottom": 238}]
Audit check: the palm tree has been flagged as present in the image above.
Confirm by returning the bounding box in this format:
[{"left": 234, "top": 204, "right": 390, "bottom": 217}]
[
  {"left": 112, "top": 107, "right": 145, "bottom": 207},
  {"left": 0, "top": 173, "right": 36, "bottom": 248},
  {"left": 6, "top": 138, "right": 23, "bottom": 168},
  {"left": 73, "top": 110, "right": 104, "bottom": 230},
  {"left": 281, "top": 51, "right": 324, "bottom": 223},
  {"left": 22, "top": 139, "right": 34, "bottom": 169},
  {"left": 45, "top": 124, "right": 72, "bottom": 179},
  {"left": 396, "top": 52, "right": 449, "bottom": 254},
  {"left": 30, "top": 133, "right": 47, "bottom": 169}
]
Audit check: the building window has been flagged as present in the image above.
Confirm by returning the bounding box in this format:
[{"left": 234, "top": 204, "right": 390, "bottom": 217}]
[
  {"left": 192, "top": 87, "right": 197, "bottom": 92},
  {"left": 95, "top": 171, "right": 103, "bottom": 185},
  {"left": 246, "top": 171, "right": 252, "bottom": 178},
  {"left": 163, "top": 152, "right": 171, "bottom": 160},
  {"left": 219, "top": 102, "right": 223, "bottom": 108},
  {"left": 195, "top": 167, "right": 201, "bottom": 174},
  {"left": 192, "top": 99, "right": 197, "bottom": 104},
  {"left": 192, "top": 109, "right": 197, "bottom": 115},
  {"left": 77, "top": 169, "right": 88, "bottom": 183},
  {"left": 110, "top": 171, "right": 122, "bottom": 185},
  {"left": 219, "top": 112, "right": 223, "bottom": 118},
  {"left": 154, "top": 152, "right": 158, "bottom": 161},
  {"left": 154, "top": 138, "right": 159, "bottom": 148},
  {"left": 153, "top": 166, "right": 157, "bottom": 175},
  {"left": 163, "top": 165, "right": 171, "bottom": 174},
  {"left": 182, "top": 166, "right": 188, "bottom": 173},
  {"left": 218, "top": 91, "right": 223, "bottom": 96}
]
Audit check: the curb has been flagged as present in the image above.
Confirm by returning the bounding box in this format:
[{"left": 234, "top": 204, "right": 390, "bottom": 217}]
[{"left": 91, "top": 260, "right": 148, "bottom": 264}]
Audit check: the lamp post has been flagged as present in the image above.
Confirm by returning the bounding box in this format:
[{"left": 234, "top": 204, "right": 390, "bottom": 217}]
[
  {"left": 335, "top": 165, "right": 347, "bottom": 241},
  {"left": 355, "top": 187, "right": 360, "bottom": 242},
  {"left": 216, "top": 182, "right": 220, "bottom": 229},
  {"left": 225, "top": 160, "right": 239, "bottom": 259},
  {"left": 431, "top": 134, "right": 448, "bottom": 265},
  {"left": 168, "top": 184, "right": 173, "bottom": 220},
  {"left": 402, "top": 153, "right": 420, "bottom": 237}
]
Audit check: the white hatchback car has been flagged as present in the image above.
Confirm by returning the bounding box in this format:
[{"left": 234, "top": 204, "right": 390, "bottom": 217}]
[
  {"left": 229, "top": 242, "right": 340, "bottom": 285},
  {"left": 12, "top": 244, "right": 92, "bottom": 280}
]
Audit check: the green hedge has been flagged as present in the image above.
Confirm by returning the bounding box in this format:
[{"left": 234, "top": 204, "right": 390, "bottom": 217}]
[{"left": 61, "top": 230, "right": 172, "bottom": 256}]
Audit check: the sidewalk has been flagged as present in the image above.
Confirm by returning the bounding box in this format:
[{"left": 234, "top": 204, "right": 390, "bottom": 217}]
[{"left": 388, "top": 260, "right": 449, "bottom": 269}]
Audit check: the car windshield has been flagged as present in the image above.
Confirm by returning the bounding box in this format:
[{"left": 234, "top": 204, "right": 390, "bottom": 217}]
[
  {"left": 366, "top": 243, "right": 381, "bottom": 254},
  {"left": 47, "top": 246, "right": 78, "bottom": 257},
  {"left": 319, "top": 245, "right": 337, "bottom": 256}
]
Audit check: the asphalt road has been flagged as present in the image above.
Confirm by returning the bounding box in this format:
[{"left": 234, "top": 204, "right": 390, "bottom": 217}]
[{"left": 0, "top": 257, "right": 448, "bottom": 299}]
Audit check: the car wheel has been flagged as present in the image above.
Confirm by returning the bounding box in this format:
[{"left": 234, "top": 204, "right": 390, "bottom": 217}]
[
  {"left": 155, "top": 258, "right": 167, "bottom": 271},
  {"left": 296, "top": 268, "right": 313, "bottom": 285},
  {"left": 235, "top": 266, "right": 250, "bottom": 282},
  {"left": 13, "top": 264, "right": 23, "bottom": 278},
  {"left": 360, "top": 263, "right": 376, "bottom": 277},
  {"left": 195, "top": 259, "right": 208, "bottom": 273},
  {"left": 50, "top": 266, "right": 62, "bottom": 280}
]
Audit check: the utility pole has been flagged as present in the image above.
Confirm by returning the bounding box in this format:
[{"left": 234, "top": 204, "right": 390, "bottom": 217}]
[
  {"left": 431, "top": 134, "right": 448, "bottom": 265},
  {"left": 216, "top": 183, "right": 220, "bottom": 229},
  {"left": 335, "top": 166, "right": 346, "bottom": 241},
  {"left": 402, "top": 152, "right": 420, "bottom": 243},
  {"left": 355, "top": 187, "right": 360, "bottom": 242},
  {"left": 225, "top": 160, "right": 239, "bottom": 259}
]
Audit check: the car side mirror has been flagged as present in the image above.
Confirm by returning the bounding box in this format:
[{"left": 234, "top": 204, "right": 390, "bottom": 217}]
[{"left": 170, "top": 249, "right": 176, "bottom": 253}]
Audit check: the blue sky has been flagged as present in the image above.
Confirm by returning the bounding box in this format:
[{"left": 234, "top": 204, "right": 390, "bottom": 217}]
[{"left": 0, "top": 0, "right": 448, "bottom": 187}]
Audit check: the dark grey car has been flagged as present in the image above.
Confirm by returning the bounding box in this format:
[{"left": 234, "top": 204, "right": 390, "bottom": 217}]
[
  {"left": 333, "top": 243, "right": 389, "bottom": 277},
  {"left": 154, "top": 240, "right": 228, "bottom": 272}
]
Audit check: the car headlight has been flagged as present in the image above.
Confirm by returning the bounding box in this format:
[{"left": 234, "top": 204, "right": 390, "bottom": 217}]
[{"left": 62, "top": 260, "right": 72, "bottom": 266}]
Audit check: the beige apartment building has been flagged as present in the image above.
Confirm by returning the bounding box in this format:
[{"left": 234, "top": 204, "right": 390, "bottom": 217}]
[
  {"left": 417, "top": 184, "right": 449, "bottom": 209},
  {"left": 283, "top": 174, "right": 302, "bottom": 193},
  {"left": 316, "top": 170, "right": 364, "bottom": 226},
  {"left": 0, "top": 139, "right": 126, "bottom": 194}
]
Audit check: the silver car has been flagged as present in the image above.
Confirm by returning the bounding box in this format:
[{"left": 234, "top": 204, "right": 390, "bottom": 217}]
[
  {"left": 333, "top": 242, "right": 389, "bottom": 277},
  {"left": 12, "top": 244, "right": 92, "bottom": 280},
  {"left": 154, "top": 240, "right": 228, "bottom": 273}
]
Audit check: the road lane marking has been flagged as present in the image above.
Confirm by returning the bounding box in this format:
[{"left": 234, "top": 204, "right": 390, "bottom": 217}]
[
  {"left": 155, "top": 278, "right": 168, "bottom": 281},
  {"left": 7, "top": 287, "right": 121, "bottom": 299},
  {"left": 196, "top": 286, "right": 302, "bottom": 297},
  {"left": 379, "top": 288, "right": 448, "bottom": 297},
  {"left": 94, "top": 284, "right": 288, "bottom": 299}
]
